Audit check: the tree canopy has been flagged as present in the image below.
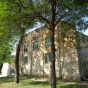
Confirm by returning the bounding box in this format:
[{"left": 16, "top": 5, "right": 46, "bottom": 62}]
[
  {"left": 0, "top": 1, "right": 13, "bottom": 63},
  {"left": 30, "top": 0, "right": 88, "bottom": 30}
]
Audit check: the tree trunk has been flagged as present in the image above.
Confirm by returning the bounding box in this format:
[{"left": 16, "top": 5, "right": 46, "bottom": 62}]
[
  {"left": 0, "top": 63, "right": 3, "bottom": 73},
  {"left": 14, "top": 28, "right": 25, "bottom": 83},
  {"left": 14, "top": 44, "right": 20, "bottom": 83},
  {"left": 50, "top": 26, "right": 56, "bottom": 88},
  {"left": 50, "top": 1, "right": 57, "bottom": 88}
]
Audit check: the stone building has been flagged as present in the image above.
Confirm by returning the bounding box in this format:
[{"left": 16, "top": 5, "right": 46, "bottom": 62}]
[{"left": 19, "top": 24, "right": 88, "bottom": 80}]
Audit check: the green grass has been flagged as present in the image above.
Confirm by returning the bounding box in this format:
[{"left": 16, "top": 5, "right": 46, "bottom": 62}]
[
  {"left": 0, "top": 76, "right": 88, "bottom": 88},
  {"left": 58, "top": 84, "right": 88, "bottom": 88}
]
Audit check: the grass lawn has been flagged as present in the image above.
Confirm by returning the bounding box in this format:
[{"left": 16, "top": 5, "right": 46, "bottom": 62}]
[{"left": 0, "top": 76, "right": 88, "bottom": 88}]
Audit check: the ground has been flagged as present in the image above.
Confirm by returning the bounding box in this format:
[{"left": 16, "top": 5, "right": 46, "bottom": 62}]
[{"left": 0, "top": 76, "right": 88, "bottom": 88}]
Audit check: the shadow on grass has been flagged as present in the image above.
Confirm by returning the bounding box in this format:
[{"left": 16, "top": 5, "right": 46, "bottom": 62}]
[
  {"left": 19, "top": 75, "right": 39, "bottom": 81},
  {"left": 22, "top": 81, "right": 50, "bottom": 87},
  {"left": 58, "top": 84, "right": 88, "bottom": 88},
  {"left": 57, "top": 78, "right": 79, "bottom": 83},
  {"left": 30, "top": 81, "right": 50, "bottom": 85},
  {"left": 0, "top": 77, "right": 14, "bottom": 84}
]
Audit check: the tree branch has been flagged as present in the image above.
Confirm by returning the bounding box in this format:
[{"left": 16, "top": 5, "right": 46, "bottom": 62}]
[
  {"left": 34, "top": 12, "right": 50, "bottom": 24},
  {"left": 55, "top": 10, "right": 71, "bottom": 25}
]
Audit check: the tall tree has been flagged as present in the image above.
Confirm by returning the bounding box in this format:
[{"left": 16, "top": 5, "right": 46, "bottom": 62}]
[
  {"left": 2, "top": 0, "right": 36, "bottom": 83},
  {"left": 0, "top": 1, "right": 15, "bottom": 73},
  {"left": 29, "top": 0, "right": 88, "bottom": 88}
]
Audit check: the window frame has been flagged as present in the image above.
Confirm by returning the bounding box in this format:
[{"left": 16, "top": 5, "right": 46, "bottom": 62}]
[
  {"left": 33, "top": 41, "right": 38, "bottom": 50},
  {"left": 24, "top": 44, "right": 28, "bottom": 52},
  {"left": 45, "top": 37, "right": 51, "bottom": 47},
  {"left": 45, "top": 53, "right": 51, "bottom": 63},
  {"left": 24, "top": 56, "right": 28, "bottom": 64}
]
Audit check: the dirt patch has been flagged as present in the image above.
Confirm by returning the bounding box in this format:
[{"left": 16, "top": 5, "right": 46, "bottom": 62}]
[{"left": 30, "top": 77, "right": 50, "bottom": 82}]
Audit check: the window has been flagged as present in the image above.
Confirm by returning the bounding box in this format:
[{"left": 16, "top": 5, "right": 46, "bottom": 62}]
[
  {"left": 24, "top": 56, "right": 28, "bottom": 64},
  {"left": 33, "top": 41, "right": 38, "bottom": 50},
  {"left": 45, "top": 37, "right": 51, "bottom": 46},
  {"left": 45, "top": 53, "right": 51, "bottom": 63},
  {"left": 24, "top": 44, "right": 28, "bottom": 51},
  {"left": 10, "top": 69, "right": 14, "bottom": 75}
]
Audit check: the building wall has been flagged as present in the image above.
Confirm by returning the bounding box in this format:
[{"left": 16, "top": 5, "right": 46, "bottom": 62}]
[
  {"left": 55, "top": 49, "right": 80, "bottom": 80},
  {"left": 79, "top": 41, "right": 88, "bottom": 80},
  {"left": 19, "top": 24, "right": 80, "bottom": 80}
]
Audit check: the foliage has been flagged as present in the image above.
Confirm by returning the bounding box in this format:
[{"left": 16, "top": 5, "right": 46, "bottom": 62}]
[
  {"left": 74, "top": 0, "right": 88, "bottom": 7},
  {"left": 0, "top": 1, "right": 14, "bottom": 63},
  {"left": 0, "top": 44, "right": 12, "bottom": 63},
  {"left": 29, "top": 0, "right": 88, "bottom": 32}
]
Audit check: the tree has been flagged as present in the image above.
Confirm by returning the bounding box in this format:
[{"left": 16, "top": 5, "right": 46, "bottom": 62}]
[
  {"left": 0, "top": 63, "right": 3, "bottom": 73},
  {"left": 0, "top": 1, "right": 14, "bottom": 73},
  {"left": 29, "top": 1, "right": 88, "bottom": 88},
  {"left": 2, "top": 0, "right": 36, "bottom": 83}
]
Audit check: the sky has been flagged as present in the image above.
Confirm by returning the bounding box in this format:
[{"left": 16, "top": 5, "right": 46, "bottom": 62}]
[
  {"left": 83, "top": 29, "right": 88, "bottom": 36},
  {"left": 26, "top": 22, "right": 88, "bottom": 36}
]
